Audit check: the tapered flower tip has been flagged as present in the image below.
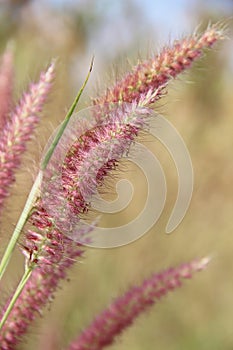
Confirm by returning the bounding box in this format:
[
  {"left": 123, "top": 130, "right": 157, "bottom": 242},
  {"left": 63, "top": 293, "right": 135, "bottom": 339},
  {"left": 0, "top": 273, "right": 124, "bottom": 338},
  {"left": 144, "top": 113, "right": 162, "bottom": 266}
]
[
  {"left": 67, "top": 257, "right": 210, "bottom": 350},
  {"left": 0, "top": 41, "right": 14, "bottom": 128},
  {"left": 94, "top": 23, "right": 226, "bottom": 107}
]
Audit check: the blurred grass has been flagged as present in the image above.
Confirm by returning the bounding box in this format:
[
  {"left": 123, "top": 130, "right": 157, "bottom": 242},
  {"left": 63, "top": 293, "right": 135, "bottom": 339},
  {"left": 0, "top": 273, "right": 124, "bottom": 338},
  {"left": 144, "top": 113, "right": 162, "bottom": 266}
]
[{"left": 0, "top": 1, "right": 233, "bottom": 349}]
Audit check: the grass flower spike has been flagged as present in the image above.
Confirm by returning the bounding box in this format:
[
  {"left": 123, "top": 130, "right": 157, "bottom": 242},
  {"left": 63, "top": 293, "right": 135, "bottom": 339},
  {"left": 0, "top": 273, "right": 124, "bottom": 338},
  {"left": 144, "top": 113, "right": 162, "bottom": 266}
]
[
  {"left": 0, "top": 60, "right": 55, "bottom": 213},
  {"left": 0, "top": 230, "right": 84, "bottom": 349},
  {"left": 42, "top": 25, "right": 225, "bottom": 239},
  {"left": 42, "top": 103, "right": 150, "bottom": 237},
  {"left": 67, "top": 258, "right": 210, "bottom": 350},
  {"left": 0, "top": 24, "right": 225, "bottom": 349},
  {"left": 94, "top": 24, "right": 224, "bottom": 107},
  {"left": 0, "top": 45, "right": 14, "bottom": 130}
]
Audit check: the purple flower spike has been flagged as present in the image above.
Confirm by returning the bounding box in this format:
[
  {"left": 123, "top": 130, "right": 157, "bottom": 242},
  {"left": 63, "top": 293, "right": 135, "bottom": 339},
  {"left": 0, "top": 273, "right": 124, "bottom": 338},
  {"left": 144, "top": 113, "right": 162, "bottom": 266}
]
[
  {"left": 67, "top": 258, "right": 210, "bottom": 350},
  {"left": 0, "top": 61, "right": 55, "bottom": 215},
  {"left": 0, "top": 45, "right": 14, "bottom": 131},
  {"left": 94, "top": 24, "right": 224, "bottom": 107},
  {"left": 0, "top": 24, "right": 224, "bottom": 349}
]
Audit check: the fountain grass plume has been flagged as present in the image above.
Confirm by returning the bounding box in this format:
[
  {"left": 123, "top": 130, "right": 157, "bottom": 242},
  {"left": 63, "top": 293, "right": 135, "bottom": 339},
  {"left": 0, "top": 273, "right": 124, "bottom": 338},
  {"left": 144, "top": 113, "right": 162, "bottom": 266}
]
[
  {"left": 67, "top": 257, "right": 210, "bottom": 350},
  {"left": 0, "top": 60, "right": 55, "bottom": 214},
  {"left": 0, "top": 44, "right": 14, "bottom": 130},
  {"left": 0, "top": 24, "right": 225, "bottom": 349},
  {"left": 94, "top": 23, "right": 225, "bottom": 107}
]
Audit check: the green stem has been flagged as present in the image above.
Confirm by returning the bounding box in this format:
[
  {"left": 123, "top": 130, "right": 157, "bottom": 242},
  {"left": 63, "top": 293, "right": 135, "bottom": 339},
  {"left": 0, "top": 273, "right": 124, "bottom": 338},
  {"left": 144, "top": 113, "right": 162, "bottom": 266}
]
[
  {"left": 0, "top": 172, "right": 42, "bottom": 281},
  {"left": 41, "top": 56, "right": 94, "bottom": 170},
  {"left": 0, "top": 57, "right": 94, "bottom": 284},
  {"left": 0, "top": 266, "right": 33, "bottom": 330}
]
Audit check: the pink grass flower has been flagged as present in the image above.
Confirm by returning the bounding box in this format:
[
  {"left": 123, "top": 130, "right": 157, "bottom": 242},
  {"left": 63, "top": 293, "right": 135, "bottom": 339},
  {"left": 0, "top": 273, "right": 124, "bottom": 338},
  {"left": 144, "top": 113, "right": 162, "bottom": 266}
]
[
  {"left": 0, "top": 201, "right": 86, "bottom": 349},
  {"left": 67, "top": 257, "right": 210, "bottom": 350},
  {"left": 94, "top": 24, "right": 224, "bottom": 107},
  {"left": 0, "top": 61, "right": 55, "bottom": 214},
  {"left": 0, "top": 25, "right": 224, "bottom": 348},
  {"left": 43, "top": 103, "right": 150, "bottom": 233},
  {"left": 0, "top": 45, "right": 14, "bottom": 131},
  {"left": 33, "top": 24, "right": 225, "bottom": 241},
  {"left": 53, "top": 24, "right": 225, "bottom": 236},
  {"left": 0, "top": 103, "right": 147, "bottom": 347}
]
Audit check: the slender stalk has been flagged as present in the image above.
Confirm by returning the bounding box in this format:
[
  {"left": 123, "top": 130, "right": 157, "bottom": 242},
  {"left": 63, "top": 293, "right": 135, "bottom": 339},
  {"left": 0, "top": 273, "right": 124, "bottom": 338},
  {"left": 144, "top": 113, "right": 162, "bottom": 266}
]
[
  {"left": 0, "top": 266, "right": 32, "bottom": 330},
  {"left": 0, "top": 172, "right": 42, "bottom": 281},
  {"left": 0, "top": 58, "right": 94, "bottom": 284},
  {"left": 41, "top": 56, "right": 94, "bottom": 170}
]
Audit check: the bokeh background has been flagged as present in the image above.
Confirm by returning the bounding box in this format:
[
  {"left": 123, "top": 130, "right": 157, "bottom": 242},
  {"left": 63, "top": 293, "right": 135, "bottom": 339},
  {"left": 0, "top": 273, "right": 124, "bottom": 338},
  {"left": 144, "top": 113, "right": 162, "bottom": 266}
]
[{"left": 0, "top": 0, "right": 233, "bottom": 349}]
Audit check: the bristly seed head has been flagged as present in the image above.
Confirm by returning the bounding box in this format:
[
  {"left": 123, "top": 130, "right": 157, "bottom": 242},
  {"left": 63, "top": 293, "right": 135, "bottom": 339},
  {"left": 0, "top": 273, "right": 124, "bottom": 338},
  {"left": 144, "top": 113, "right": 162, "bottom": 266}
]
[
  {"left": 67, "top": 257, "right": 210, "bottom": 350},
  {"left": 93, "top": 24, "right": 225, "bottom": 107},
  {"left": 0, "top": 23, "right": 225, "bottom": 349}
]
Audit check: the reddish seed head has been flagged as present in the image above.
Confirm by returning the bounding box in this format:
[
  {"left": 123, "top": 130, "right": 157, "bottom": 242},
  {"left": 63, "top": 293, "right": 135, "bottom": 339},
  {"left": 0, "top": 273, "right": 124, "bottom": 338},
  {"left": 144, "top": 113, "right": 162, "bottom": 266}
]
[
  {"left": 0, "top": 24, "right": 224, "bottom": 349},
  {"left": 67, "top": 258, "right": 210, "bottom": 350}
]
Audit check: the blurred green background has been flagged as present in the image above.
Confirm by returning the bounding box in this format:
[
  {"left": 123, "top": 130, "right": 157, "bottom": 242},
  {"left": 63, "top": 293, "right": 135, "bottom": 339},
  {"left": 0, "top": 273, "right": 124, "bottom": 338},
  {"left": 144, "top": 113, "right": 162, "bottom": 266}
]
[{"left": 0, "top": 0, "right": 233, "bottom": 349}]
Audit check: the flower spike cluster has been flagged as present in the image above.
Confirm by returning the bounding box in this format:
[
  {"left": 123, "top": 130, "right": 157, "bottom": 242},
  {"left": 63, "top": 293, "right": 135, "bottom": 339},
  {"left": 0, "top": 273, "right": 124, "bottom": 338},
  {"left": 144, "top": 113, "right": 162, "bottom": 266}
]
[{"left": 0, "top": 24, "right": 224, "bottom": 349}]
